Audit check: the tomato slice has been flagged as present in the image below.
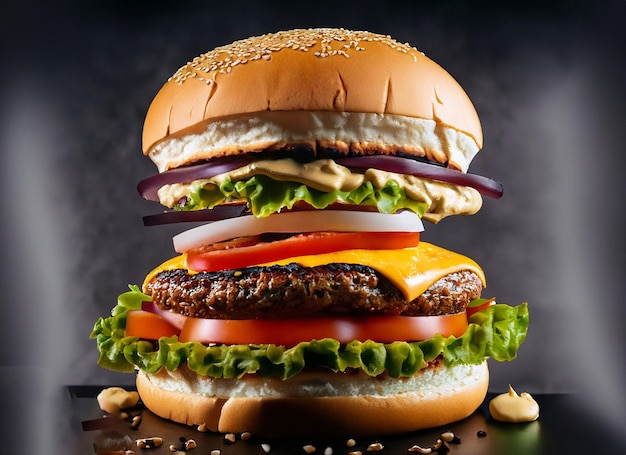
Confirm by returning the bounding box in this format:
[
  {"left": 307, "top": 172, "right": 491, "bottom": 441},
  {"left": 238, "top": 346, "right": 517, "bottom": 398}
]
[
  {"left": 466, "top": 297, "right": 496, "bottom": 318},
  {"left": 125, "top": 310, "right": 181, "bottom": 340},
  {"left": 186, "top": 231, "right": 420, "bottom": 272},
  {"left": 178, "top": 313, "right": 468, "bottom": 346}
]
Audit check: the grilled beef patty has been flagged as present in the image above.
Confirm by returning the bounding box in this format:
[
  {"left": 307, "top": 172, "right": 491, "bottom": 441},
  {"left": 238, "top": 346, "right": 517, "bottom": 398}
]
[{"left": 144, "top": 263, "right": 482, "bottom": 319}]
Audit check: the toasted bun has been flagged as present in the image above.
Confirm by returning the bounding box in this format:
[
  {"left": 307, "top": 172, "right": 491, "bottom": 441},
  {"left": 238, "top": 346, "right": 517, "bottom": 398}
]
[
  {"left": 136, "top": 361, "right": 488, "bottom": 438},
  {"left": 143, "top": 28, "right": 482, "bottom": 173}
]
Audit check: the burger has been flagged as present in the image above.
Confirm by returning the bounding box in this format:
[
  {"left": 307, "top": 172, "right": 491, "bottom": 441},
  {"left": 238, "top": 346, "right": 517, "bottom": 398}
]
[{"left": 91, "top": 28, "right": 528, "bottom": 438}]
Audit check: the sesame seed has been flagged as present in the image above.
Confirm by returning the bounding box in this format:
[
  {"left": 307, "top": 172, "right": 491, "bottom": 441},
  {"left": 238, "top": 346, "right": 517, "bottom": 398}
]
[
  {"left": 135, "top": 437, "right": 163, "bottom": 449},
  {"left": 168, "top": 28, "right": 422, "bottom": 86},
  {"left": 224, "top": 433, "right": 236, "bottom": 443},
  {"left": 408, "top": 445, "right": 432, "bottom": 454},
  {"left": 130, "top": 415, "right": 142, "bottom": 429},
  {"left": 440, "top": 430, "right": 458, "bottom": 443}
]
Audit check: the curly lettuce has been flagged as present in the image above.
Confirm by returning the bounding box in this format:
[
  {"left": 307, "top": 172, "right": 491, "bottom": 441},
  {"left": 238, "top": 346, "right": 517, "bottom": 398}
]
[
  {"left": 91, "top": 286, "right": 529, "bottom": 379},
  {"left": 180, "top": 175, "right": 427, "bottom": 218}
]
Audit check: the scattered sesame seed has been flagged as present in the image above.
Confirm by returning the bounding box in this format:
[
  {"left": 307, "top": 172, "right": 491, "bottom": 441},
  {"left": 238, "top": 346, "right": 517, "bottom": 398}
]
[
  {"left": 440, "top": 431, "right": 455, "bottom": 442},
  {"left": 303, "top": 444, "right": 316, "bottom": 453},
  {"left": 240, "top": 431, "right": 253, "bottom": 440},
  {"left": 408, "top": 445, "right": 432, "bottom": 454},
  {"left": 135, "top": 437, "right": 163, "bottom": 449},
  {"left": 440, "top": 430, "right": 461, "bottom": 444},
  {"left": 130, "top": 415, "right": 142, "bottom": 429},
  {"left": 224, "top": 433, "right": 236, "bottom": 443},
  {"left": 197, "top": 423, "right": 207, "bottom": 432},
  {"left": 323, "top": 447, "right": 333, "bottom": 455},
  {"left": 261, "top": 443, "right": 271, "bottom": 453},
  {"left": 211, "top": 450, "right": 221, "bottom": 455},
  {"left": 346, "top": 439, "right": 357, "bottom": 447},
  {"left": 366, "top": 442, "right": 384, "bottom": 452}
]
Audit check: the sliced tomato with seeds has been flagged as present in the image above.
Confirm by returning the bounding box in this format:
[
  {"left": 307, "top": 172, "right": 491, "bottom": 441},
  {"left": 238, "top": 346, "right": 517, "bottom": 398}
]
[
  {"left": 178, "top": 313, "right": 468, "bottom": 346},
  {"left": 125, "top": 307, "right": 469, "bottom": 346},
  {"left": 466, "top": 297, "right": 496, "bottom": 317},
  {"left": 186, "top": 231, "right": 420, "bottom": 273}
]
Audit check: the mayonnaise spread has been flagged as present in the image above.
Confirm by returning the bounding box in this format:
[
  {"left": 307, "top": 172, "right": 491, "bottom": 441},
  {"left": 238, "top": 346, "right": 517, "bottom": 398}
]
[
  {"left": 489, "top": 385, "right": 540, "bottom": 423},
  {"left": 96, "top": 386, "right": 139, "bottom": 415}
]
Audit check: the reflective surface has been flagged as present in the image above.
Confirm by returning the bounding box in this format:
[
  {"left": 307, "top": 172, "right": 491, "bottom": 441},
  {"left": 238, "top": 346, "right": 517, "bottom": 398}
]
[{"left": 68, "top": 388, "right": 625, "bottom": 454}]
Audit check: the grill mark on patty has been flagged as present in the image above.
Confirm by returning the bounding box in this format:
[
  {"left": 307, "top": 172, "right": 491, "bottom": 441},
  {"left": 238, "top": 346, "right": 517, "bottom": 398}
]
[{"left": 144, "top": 264, "right": 482, "bottom": 319}]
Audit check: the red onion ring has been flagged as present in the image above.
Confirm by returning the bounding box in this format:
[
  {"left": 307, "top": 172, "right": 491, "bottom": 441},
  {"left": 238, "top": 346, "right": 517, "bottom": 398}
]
[
  {"left": 141, "top": 301, "right": 187, "bottom": 330},
  {"left": 142, "top": 205, "right": 248, "bottom": 226},
  {"left": 336, "top": 156, "right": 503, "bottom": 199},
  {"left": 137, "top": 156, "right": 251, "bottom": 201}
]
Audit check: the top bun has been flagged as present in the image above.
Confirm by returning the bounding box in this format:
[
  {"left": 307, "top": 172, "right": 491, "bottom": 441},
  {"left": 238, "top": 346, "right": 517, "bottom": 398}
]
[{"left": 143, "top": 28, "right": 482, "bottom": 172}]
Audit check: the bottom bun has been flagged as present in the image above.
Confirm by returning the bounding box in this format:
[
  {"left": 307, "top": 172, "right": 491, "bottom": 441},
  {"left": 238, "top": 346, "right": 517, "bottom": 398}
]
[{"left": 136, "top": 361, "right": 489, "bottom": 438}]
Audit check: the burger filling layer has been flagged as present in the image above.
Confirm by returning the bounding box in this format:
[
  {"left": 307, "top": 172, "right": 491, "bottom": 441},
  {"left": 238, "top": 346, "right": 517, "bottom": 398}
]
[{"left": 156, "top": 157, "right": 482, "bottom": 223}]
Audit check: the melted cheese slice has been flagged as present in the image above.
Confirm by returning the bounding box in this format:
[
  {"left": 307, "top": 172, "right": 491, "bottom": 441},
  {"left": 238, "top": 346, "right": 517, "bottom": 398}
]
[{"left": 143, "top": 242, "right": 485, "bottom": 303}]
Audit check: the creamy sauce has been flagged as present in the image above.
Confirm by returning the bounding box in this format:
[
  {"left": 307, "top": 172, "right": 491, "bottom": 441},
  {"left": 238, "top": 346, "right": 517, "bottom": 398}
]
[
  {"left": 96, "top": 386, "right": 140, "bottom": 415},
  {"left": 219, "top": 158, "right": 364, "bottom": 191},
  {"left": 157, "top": 158, "right": 482, "bottom": 223},
  {"left": 489, "top": 385, "right": 540, "bottom": 423}
]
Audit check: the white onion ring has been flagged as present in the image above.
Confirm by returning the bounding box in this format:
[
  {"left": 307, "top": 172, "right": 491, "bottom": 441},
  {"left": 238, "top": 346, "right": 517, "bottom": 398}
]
[{"left": 172, "top": 210, "right": 424, "bottom": 253}]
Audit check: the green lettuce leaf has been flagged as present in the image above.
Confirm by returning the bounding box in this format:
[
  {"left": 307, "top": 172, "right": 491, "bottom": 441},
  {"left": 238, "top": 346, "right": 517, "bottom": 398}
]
[
  {"left": 91, "top": 286, "right": 529, "bottom": 379},
  {"left": 181, "top": 175, "right": 427, "bottom": 218}
]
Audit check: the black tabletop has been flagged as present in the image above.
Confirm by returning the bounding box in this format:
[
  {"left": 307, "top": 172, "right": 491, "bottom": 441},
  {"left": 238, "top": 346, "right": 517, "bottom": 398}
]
[{"left": 67, "top": 386, "right": 625, "bottom": 455}]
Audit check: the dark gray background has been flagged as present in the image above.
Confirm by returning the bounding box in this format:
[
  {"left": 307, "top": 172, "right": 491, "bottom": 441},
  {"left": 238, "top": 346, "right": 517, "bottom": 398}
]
[{"left": 2, "top": 1, "right": 625, "bottom": 452}]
